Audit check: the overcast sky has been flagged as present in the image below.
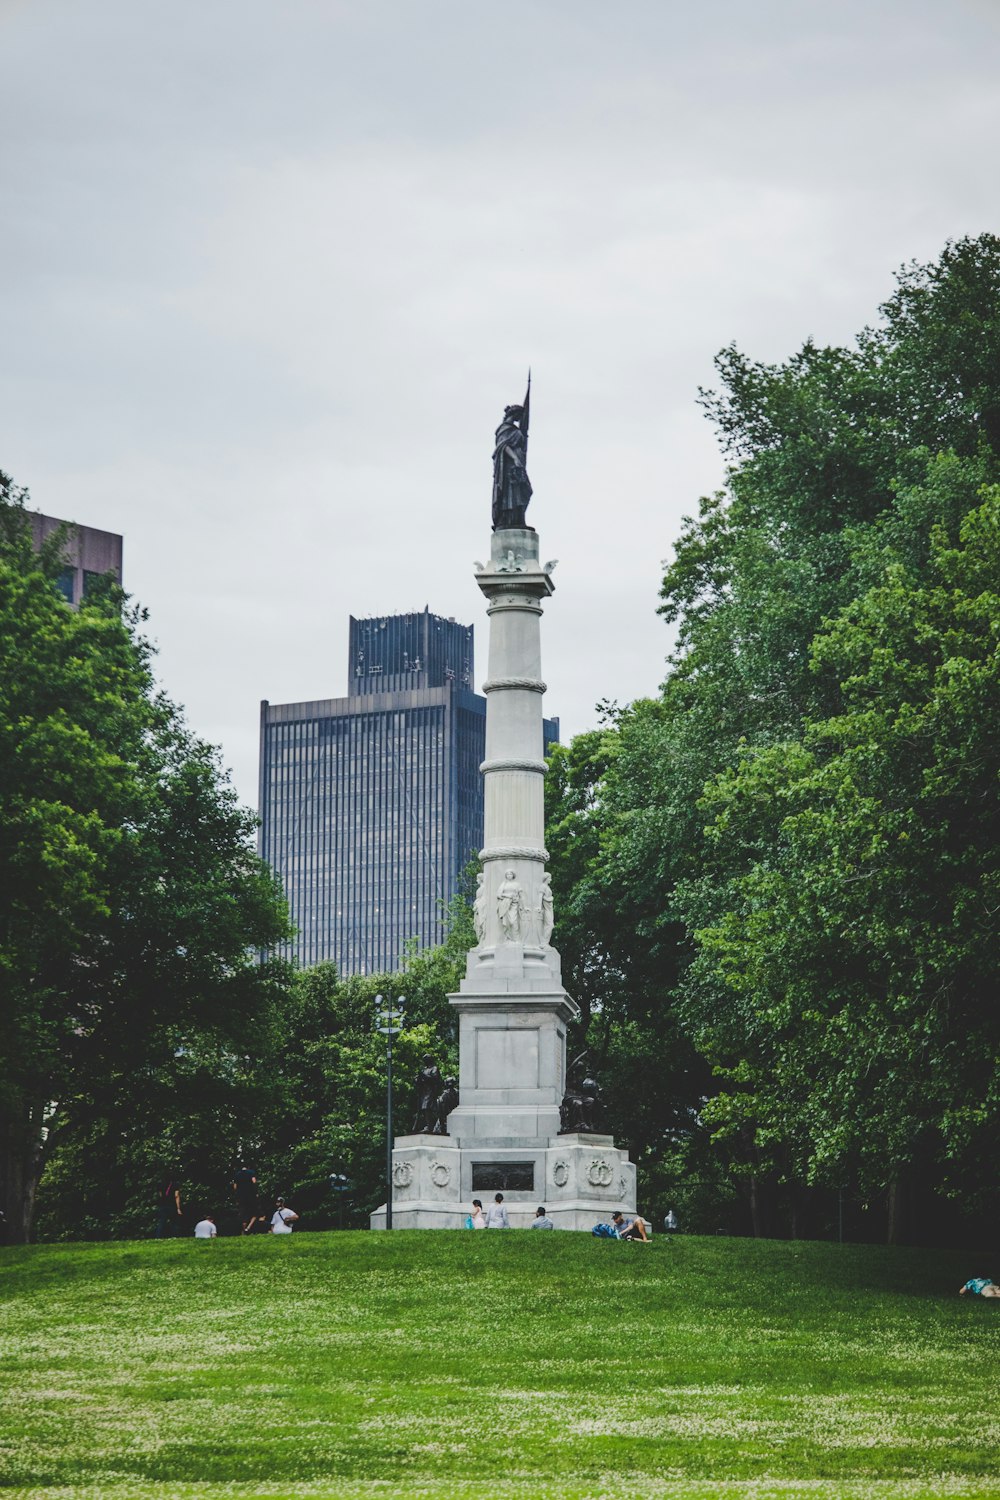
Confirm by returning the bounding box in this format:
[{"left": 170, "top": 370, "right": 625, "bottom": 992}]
[{"left": 3, "top": 0, "right": 998, "bottom": 809}]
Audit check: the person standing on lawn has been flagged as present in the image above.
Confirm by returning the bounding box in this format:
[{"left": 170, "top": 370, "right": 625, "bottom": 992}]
[
  {"left": 232, "top": 1163, "right": 260, "bottom": 1234},
  {"left": 484, "top": 1193, "right": 509, "bottom": 1229},
  {"left": 155, "top": 1174, "right": 183, "bottom": 1238}
]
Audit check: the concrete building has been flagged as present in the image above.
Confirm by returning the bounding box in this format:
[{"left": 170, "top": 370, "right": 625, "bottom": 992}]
[
  {"left": 28, "top": 513, "right": 123, "bottom": 605},
  {"left": 259, "top": 608, "right": 559, "bottom": 975}
]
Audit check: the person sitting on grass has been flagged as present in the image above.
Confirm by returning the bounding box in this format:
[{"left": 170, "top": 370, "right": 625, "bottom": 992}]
[
  {"left": 193, "top": 1215, "right": 217, "bottom": 1239},
  {"left": 612, "top": 1210, "right": 649, "bottom": 1241},
  {"left": 960, "top": 1277, "right": 1000, "bottom": 1297},
  {"left": 270, "top": 1198, "right": 299, "bottom": 1234},
  {"left": 530, "top": 1206, "right": 555, "bottom": 1229}
]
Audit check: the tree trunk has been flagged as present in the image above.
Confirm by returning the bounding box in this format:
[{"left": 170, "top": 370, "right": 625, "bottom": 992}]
[
  {"left": 748, "top": 1173, "right": 777, "bottom": 1238},
  {"left": 1, "top": 1106, "right": 47, "bottom": 1244},
  {"left": 886, "top": 1178, "right": 906, "bottom": 1246}
]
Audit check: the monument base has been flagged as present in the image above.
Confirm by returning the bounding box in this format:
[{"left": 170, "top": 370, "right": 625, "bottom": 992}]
[{"left": 369, "top": 1132, "right": 637, "bottom": 1232}]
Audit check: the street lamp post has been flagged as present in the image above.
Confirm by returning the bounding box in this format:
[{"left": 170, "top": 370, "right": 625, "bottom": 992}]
[
  {"left": 328, "top": 1171, "right": 353, "bottom": 1231},
  {"left": 375, "top": 993, "right": 406, "bottom": 1230}
]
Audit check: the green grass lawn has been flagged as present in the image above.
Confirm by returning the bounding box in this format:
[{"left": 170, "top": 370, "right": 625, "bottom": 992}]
[{"left": 1, "top": 1231, "right": 998, "bottom": 1499}]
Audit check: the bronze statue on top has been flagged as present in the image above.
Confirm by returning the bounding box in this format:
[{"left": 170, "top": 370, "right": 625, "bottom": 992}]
[{"left": 492, "top": 374, "right": 533, "bottom": 530}]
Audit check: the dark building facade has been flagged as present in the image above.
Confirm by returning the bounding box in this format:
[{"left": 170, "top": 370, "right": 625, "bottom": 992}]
[
  {"left": 29, "top": 512, "right": 123, "bottom": 605},
  {"left": 259, "top": 608, "right": 558, "bottom": 975}
]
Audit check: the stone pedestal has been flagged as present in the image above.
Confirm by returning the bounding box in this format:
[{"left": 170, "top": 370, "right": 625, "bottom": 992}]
[
  {"left": 369, "top": 1133, "right": 636, "bottom": 1231},
  {"left": 371, "top": 524, "right": 636, "bottom": 1231}
]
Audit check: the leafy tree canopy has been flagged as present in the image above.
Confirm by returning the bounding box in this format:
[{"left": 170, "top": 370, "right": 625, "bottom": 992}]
[
  {"left": 546, "top": 235, "right": 1000, "bottom": 1238},
  {"left": 0, "top": 472, "right": 291, "bottom": 1241}
]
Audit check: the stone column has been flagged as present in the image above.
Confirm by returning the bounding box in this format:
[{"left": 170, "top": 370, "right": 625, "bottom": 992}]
[
  {"left": 370, "top": 520, "right": 638, "bottom": 1230},
  {"left": 444, "top": 526, "right": 576, "bottom": 1151},
  {"left": 470, "top": 527, "right": 557, "bottom": 979}
]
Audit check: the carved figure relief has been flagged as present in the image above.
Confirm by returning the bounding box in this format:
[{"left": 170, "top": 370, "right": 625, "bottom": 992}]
[
  {"left": 619, "top": 1174, "right": 628, "bottom": 1200},
  {"left": 473, "top": 872, "right": 487, "bottom": 946},
  {"left": 586, "top": 1157, "right": 614, "bottom": 1188},
  {"left": 496, "top": 868, "right": 524, "bottom": 942},
  {"left": 496, "top": 550, "right": 527, "bottom": 573},
  {"left": 552, "top": 1160, "right": 570, "bottom": 1188},
  {"left": 392, "top": 1161, "right": 414, "bottom": 1190},
  {"left": 538, "top": 872, "right": 554, "bottom": 948}
]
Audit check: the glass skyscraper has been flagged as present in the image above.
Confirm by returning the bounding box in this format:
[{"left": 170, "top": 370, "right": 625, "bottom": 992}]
[{"left": 259, "top": 608, "right": 558, "bottom": 975}]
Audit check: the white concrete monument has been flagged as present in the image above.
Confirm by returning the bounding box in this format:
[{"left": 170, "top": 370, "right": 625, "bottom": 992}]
[{"left": 371, "top": 392, "right": 636, "bottom": 1230}]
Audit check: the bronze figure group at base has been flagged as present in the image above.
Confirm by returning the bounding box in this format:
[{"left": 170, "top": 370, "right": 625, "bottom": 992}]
[
  {"left": 411, "top": 1054, "right": 459, "bottom": 1135},
  {"left": 559, "top": 1064, "right": 603, "bottom": 1135}
]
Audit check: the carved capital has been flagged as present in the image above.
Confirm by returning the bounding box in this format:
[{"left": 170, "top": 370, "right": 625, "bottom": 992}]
[
  {"left": 480, "top": 845, "right": 550, "bottom": 863},
  {"left": 482, "top": 677, "right": 547, "bottom": 694},
  {"left": 480, "top": 758, "right": 548, "bottom": 776}
]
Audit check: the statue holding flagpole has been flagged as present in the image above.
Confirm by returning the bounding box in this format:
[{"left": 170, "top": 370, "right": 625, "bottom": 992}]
[{"left": 491, "top": 374, "right": 533, "bottom": 530}]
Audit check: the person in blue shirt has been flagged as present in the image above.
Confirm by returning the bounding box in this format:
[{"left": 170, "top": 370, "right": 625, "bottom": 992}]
[
  {"left": 612, "top": 1211, "right": 649, "bottom": 1241},
  {"left": 960, "top": 1277, "right": 999, "bottom": 1297},
  {"left": 530, "top": 1207, "right": 554, "bottom": 1229}
]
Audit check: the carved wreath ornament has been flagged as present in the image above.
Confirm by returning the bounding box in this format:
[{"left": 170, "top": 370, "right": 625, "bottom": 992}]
[
  {"left": 391, "top": 1161, "right": 414, "bottom": 1189},
  {"left": 552, "top": 1160, "right": 570, "bottom": 1188},
  {"left": 586, "top": 1157, "right": 614, "bottom": 1188},
  {"left": 430, "top": 1160, "right": 452, "bottom": 1188}
]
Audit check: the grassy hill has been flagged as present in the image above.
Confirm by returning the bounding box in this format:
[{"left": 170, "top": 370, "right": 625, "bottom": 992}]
[{"left": 1, "top": 1231, "right": 998, "bottom": 1499}]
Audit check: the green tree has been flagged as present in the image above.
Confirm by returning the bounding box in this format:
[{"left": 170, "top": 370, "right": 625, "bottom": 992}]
[
  {"left": 546, "top": 235, "right": 1000, "bottom": 1239},
  {"left": 246, "top": 884, "right": 473, "bottom": 1227},
  {"left": 684, "top": 485, "right": 1000, "bottom": 1219},
  {"left": 659, "top": 236, "right": 1000, "bottom": 1234},
  {"left": 544, "top": 709, "right": 718, "bottom": 1215},
  {"left": 0, "top": 472, "right": 291, "bottom": 1242}
]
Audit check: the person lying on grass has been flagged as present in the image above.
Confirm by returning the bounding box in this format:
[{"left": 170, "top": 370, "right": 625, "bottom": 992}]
[
  {"left": 612, "top": 1211, "right": 649, "bottom": 1241},
  {"left": 959, "top": 1278, "right": 1000, "bottom": 1297}
]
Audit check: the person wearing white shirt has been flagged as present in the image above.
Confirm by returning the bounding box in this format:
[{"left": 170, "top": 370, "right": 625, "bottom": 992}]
[
  {"left": 270, "top": 1198, "right": 299, "bottom": 1234},
  {"left": 193, "top": 1216, "right": 216, "bottom": 1239},
  {"left": 484, "top": 1193, "right": 509, "bottom": 1229}
]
